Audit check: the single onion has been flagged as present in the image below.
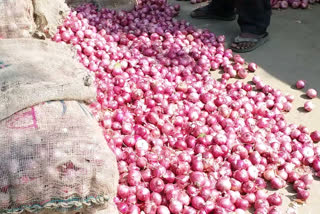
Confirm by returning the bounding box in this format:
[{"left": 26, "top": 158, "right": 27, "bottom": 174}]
[
  {"left": 296, "top": 188, "right": 310, "bottom": 201},
  {"left": 296, "top": 80, "right": 305, "bottom": 89},
  {"left": 267, "top": 193, "right": 282, "bottom": 206},
  {"left": 248, "top": 62, "right": 257, "bottom": 72},
  {"left": 270, "top": 177, "right": 286, "bottom": 189},
  {"left": 157, "top": 205, "right": 170, "bottom": 214},
  {"left": 136, "top": 187, "right": 150, "bottom": 201},
  {"left": 150, "top": 178, "right": 165, "bottom": 193},
  {"left": 304, "top": 101, "right": 314, "bottom": 112},
  {"left": 169, "top": 199, "right": 183, "bottom": 214},
  {"left": 311, "top": 131, "right": 320, "bottom": 142},
  {"left": 216, "top": 177, "right": 232, "bottom": 192},
  {"left": 306, "top": 88, "right": 317, "bottom": 99}
]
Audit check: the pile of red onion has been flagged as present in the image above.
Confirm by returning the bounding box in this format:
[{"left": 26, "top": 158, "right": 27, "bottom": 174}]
[
  {"left": 271, "top": 0, "right": 320, "bottom": 9},
  {"left": 174, "top": 0, "right": 320, "bottom": 10},
  {"left": 53, "top": 0, "right": 320, "bottom": 213}
]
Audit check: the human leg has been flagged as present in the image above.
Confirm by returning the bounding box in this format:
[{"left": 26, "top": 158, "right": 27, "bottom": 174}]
[
  {"left": 231, "top": 0, "right": 271, "bottom": 52},
  {"left": 191, "top": 0, "right": 236, "bottom": 21}
]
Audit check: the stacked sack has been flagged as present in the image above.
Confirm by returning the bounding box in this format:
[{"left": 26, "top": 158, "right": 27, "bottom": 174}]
[
  {"left": 0, "top": 39, "right": 119, "bottom": 214},
  {"left": 0, "top": 0, "right": 136, "bottom": 39},
  {"left": 0, "top": 0, "right": 69, "bottom": 39}
]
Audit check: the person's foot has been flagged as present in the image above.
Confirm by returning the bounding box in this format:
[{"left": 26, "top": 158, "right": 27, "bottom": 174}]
[
  {"left": 190, "top": 4, "right": 236, "bottom": 21},
  {"left": 230, "top": 32, "right": 269, "bottom": 53}
]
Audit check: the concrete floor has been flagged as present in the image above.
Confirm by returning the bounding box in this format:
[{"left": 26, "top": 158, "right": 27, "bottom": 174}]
[{"left": 170, "top": 1, "right": 320, "bottom": 213}]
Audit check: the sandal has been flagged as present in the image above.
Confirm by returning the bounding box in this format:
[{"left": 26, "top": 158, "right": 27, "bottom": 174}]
[
  {"left": 190, "top": 5, "right": 236, "bottom": 21},
  {"left": 230, "top": 33, "right": 270, "bottom": 53}
]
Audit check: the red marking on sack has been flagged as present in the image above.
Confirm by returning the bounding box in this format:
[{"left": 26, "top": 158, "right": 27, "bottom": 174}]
[
  {"left": 6, "top": 107, "right": 38, "bottom": 129},
  {"left": 20, "top": 176, "right": 30, "bottom": 184},
  {"left": 0, "top": 185, "right": 9, "bottom": 193}
]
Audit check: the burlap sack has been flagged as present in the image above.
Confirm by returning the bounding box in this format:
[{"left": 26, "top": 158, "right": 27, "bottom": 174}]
[
  {"left": 0, "top": 0, "right": 35, "bottom": 38},
  {"left": 0, "top": 100, "right": 119, "bottom": 214},
  {"left": 32, "top": 0, "right": 70, "bottom": 39},
  {"left": 0, "top": 0, "right": 70, "bottom": 39},
  {"left": 0, "top": 39, "right": 96, "bottom": 121},
  {"left": 66, "top": 0, "right": 136, "bottom": 11}
]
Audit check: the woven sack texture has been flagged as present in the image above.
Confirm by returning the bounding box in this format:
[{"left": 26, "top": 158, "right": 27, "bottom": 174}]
[
  {"left": 0, "top": 39, "right": 96, "bottom": 121},
  {"left": 32, "top": 0, "right": 70, "bottom": 39},
  {"left": 0, "top": 0, "right": 35, "bottom": 38},
  {"left": 0, "top": 100, "right": 119, "bottom": 213},
  {"left": 0, "top": 0, "right": 70, "bottom": 39}
]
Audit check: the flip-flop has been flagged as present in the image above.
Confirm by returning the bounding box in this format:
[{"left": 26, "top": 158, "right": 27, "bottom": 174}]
[
  {"left": 230, "top": 32, "right": 270, "bottom": 53},
  {"left": 190, "top": 5, "right": 236, "bottom": 21}
]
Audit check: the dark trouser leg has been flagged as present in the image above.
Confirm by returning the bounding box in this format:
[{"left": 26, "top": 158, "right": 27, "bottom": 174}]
[
  {"left": 209, "top": 0, "right": 236, "bottom": 17},
  {"left": 235, "top": 0, "right": 271, "bottom": 35}
]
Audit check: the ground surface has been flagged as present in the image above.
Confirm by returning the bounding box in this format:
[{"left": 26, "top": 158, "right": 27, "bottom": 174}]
[{"left": 169, "top": 1, "right": 320, "bottom": 213}]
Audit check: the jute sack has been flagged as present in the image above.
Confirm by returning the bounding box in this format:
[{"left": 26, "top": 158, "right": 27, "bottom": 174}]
[
  {"left": 0, "top": 0, "right": 35, "bottom": 38},
  {"left": 0, "top": 39, "right": 95, "bottom": 121},
  {"left": 0, "top": 38, "right": 119, "bottom": 213},
  {"left": 66, "top": 0, "right": 136, "bottom": 11},
  {"left": 32, "top": 0, "right": 70, "bottom": 39},
  {"left": 0, "top": 100, "right": 119, "bottom": 214},
  {"left": 0, "top": 0, "right": 70, "bottom": 39}
]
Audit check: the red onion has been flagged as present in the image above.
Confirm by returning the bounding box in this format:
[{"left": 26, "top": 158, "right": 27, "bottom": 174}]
[
  {"left": 235, "top": 199, "right": 249, "bottom": 210},
  {"left": 183, "top": 206, "right": 197, "bottom": 214},
  {"left": 169, "top": 199, "right": 183, "bottom": 213},
  {"left": 216, "top": 177, "right": 232, "bottom": 192},
  {"left": 296, "top": 80, "right": 306, "bottom": 89},
  {"left": 150, "top": 178, "right": 165, "bottom": 193},
  {"left": 217, "top": 197, "right": 234, "bottom": 211},
  {"left": 297, "top": 188, "right": 310, "bottom": 200},
  {"left": 300, "top": 174, "right": 313, "bottom": 187},
  {"left": 311, "top": 131, "right": 320, "bottom": 142},
  {"left": 234, "top": 169, "right": 249, "bottom": 182},
  {"left": 255, "top": 189, "right": 268, "bottom": 200},
  {"left": 293, "top": 180, "right": 306, "bottom": 191},
  {"left": 128, "top": 205, "right": 140, "bottom": 214},
  {"left": 280, "top": 1, "right": 289, "bottom": 8},
  {"left": 190, "top": 172, "right": 206, "bottom": 187},
  {"left": 254, "top": 199, "right": 270, "bottom": 210},
  {"left": 238, "top": 69, "right": 248, "bottom": 79},
  {"left": 136, "top": 186, "right": 150, "bottom": 201},
  {"left": 127, "top": 170, "right": 141, "bottom": 186},
  {"left": 117, "top": 202, "right": 128, "bottom": 213},
  {"left": 118, "top": 184, "right": 130, "bottom": 199},
  {"left": 306, "top": 88, "right": 317, "bottom": 99},
  {"left": 267, "top": 193, "right": 282, "bottom": 206},
  {"left": 313, "top": 159, "right": 320, "bottom": 172},
  {"left": 235, "top": 209, "right": 246, "bottom": 214},
  {"left": 191, "top": 196, "right": 205, "bottom": 209},
  {"left": 157, "top": 205, "right": 171, "bottom": 214},
  {"left": 242, "top": 180, "right": 256, "bottom": 193},
  {"left": 244, "top": 193, "right": 256, "bottom": 204},
  {"left": 270, "top": 177, "right": 286, "bottom": 189},
  {"left": 248, "top": 62, "right": 257, "bottom": 72},
  {"left": 151, "top": 192, "right": 162, "bottom": 205}
]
